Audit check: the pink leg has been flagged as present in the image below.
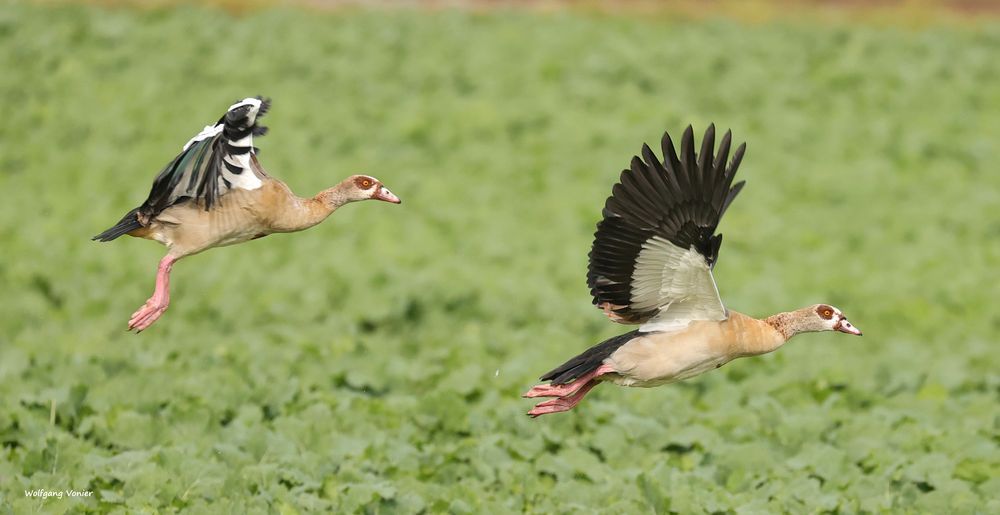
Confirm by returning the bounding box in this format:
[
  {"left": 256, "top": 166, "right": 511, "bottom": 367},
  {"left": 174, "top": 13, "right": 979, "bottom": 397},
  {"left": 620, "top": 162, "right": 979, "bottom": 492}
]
[
  {"left": 524, "top": 364, "right": 614, "bottom": 417},
  {"left": 128, "top": 255, "right": 176, "bottom": 332},
  {"left": 527, "top": 380, "right": 599, "bottom": 417},
  {"left": 523, "top": 364, "right": 614, "bottom": 399}
]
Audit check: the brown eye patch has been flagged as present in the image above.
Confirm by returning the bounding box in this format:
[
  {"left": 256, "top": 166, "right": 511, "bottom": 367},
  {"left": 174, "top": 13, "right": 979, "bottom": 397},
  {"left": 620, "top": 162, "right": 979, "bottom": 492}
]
[
  {"left": 817, "top": 305, "right": 834, "bottom": 319},
  {"left": 354, "top": 177, "right": 373, "bottom": 189}
]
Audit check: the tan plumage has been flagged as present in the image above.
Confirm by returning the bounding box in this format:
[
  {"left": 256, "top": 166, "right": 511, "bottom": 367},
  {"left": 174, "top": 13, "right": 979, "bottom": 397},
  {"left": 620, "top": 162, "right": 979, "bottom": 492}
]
[
  {"left": 129, "top": 157, "right": 378, "bottom": 256},
  {"left": 601, "top": 311, "right": 784, "bottom": 388},
  {"left": 94, "top": 97, "right": 400, "bottom": 331},
  {"left": 524, "top": 126, "right": 861, "bottom": 417}
]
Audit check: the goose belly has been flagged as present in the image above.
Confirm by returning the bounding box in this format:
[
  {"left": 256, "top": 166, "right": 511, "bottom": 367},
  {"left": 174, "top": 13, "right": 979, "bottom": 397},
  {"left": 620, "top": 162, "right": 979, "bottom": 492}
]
[
  {"left": 147, "top": 201, "right": 269, "bottom": 256},
  {"left": 604, "top": 329, "right": 734, "bottom": 388},
  {"left": 209, "top": 228, "right": 264, "bottom": 248}
]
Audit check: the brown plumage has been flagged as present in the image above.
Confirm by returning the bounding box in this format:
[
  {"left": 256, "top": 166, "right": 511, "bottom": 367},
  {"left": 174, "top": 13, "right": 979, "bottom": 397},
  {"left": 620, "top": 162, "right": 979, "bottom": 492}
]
[
  {"left": 524, "top": 126, "right": 861, "bottom": 417},
  {"left": 94, "top": 97, "right": 400, "bottom": 332}
]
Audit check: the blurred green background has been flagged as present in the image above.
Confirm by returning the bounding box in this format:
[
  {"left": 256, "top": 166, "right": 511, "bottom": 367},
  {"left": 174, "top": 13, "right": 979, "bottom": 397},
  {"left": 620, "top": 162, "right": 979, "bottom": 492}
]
[{"left": 1, "top": 1, "right": 999, "bottom": 512}]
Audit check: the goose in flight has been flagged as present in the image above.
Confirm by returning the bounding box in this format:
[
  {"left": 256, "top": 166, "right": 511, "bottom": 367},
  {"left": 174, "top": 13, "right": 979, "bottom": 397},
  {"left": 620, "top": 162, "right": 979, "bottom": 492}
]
[
  {"left": 93, "top": 97, "right": 400, "bottom": 331},
  {"left": 524, "top": 125, "right": 861, "bottom": 417}
]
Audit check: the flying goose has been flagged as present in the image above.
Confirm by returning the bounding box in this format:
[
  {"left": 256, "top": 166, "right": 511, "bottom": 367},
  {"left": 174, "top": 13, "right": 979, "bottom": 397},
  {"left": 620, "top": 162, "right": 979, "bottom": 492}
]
[
  {"left": 93, "top": 97, "right": 400, "bottom": 332},
  {"left": 524, "top": 125, "right": 861, "bottom": 417}
]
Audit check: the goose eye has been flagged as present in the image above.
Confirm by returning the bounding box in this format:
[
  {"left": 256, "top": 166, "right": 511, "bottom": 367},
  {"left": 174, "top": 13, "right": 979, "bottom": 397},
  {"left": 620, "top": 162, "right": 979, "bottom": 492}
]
[
  {"left": 822, "top": 309, "right": 833, "bottom": 319},
  {"left": 360, "top": 179, "right": 372, "bottom": 188}
]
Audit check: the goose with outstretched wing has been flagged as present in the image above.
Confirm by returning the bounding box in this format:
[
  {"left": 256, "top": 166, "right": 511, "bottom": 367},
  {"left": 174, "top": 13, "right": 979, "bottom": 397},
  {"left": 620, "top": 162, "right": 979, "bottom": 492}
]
[
  {"left": 94, "top": 97, "right": 401, "bottom": 332},
  {"left": 524, "top": 125, "right": 861, "bottom": 417}
]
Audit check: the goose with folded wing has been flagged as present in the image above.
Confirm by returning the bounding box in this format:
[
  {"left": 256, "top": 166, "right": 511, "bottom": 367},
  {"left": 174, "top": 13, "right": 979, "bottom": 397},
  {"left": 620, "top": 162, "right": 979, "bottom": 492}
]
[
  {"left": 94, "top": 97, "right": 401, "bottom": 332},
  {"left": 524, "top": 125, "right": 861, "bottom": 417}
]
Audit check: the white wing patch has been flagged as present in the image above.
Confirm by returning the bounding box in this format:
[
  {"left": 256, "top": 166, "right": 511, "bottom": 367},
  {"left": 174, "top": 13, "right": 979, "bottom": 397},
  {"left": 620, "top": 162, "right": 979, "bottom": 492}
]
[
  {"left": 183, "top": 124, "right": 223, "bottom": 151},
  {"left": 182, "top": 97, "right": 265, "bottom": 193},
  {"left": 219, "top": 157, "right": 262, "bottom": 191},
  {"left": 221, "top": 97, "right": 263, "bottom": 191},
  {"left": 633, "top": 236, "right": 727, "bottom": 333},
  {"left": 182, "top": 98, "right": 262, "bottom": 152}
]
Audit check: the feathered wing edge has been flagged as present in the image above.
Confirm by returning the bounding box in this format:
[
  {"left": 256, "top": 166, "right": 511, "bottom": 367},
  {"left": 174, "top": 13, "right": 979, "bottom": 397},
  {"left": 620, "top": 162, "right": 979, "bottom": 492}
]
[
  {"left": 92, "top": 96, "right": 271, "bottom": 241},
  {"left": 586, "top": 124, "right": 747, "bottom": 324},
  {"left": 92, "top": 208, "right": 142, "bottom": 242},
  {"left": 142, "top": 96, "right": 272, "bottom": 215}
]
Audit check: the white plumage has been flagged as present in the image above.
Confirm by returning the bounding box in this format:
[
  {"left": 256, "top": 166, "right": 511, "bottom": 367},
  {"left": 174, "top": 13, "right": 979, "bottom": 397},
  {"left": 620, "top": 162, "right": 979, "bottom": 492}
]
[
  {"left": 182, "top": 97, "right": 266, "bottom": 192},
  {"left": 633, "top": 237, "right": 727, "bottom": 332},
  {"left": 183, "top": 124, "right": 223, "bottom": 151}
]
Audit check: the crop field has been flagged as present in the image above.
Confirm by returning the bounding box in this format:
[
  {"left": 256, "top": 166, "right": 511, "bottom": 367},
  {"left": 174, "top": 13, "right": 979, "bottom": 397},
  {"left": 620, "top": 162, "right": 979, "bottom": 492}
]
[{"left": 1, "top": 1, "right": 999, "bottom": 513}]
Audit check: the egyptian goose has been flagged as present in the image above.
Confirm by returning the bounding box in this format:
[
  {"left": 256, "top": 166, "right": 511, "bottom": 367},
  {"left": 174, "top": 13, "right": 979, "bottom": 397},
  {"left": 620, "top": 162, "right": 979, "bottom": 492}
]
[
  {"left": 524, "top": 125, "right": 861, "bottom": 417},
  {"left": 93, "top": 97, "right": 400, "bottom": 331}
]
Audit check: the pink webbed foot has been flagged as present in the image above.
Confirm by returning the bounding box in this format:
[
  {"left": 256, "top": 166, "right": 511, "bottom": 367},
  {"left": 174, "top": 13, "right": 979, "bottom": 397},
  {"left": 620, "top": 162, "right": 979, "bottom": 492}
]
[
  {"left": 128, "top": 298, "right": 169, "bottom": 332},
  {"left": 525, "top": 364, "right": 612, "bottom": 417},
  {"left": 127, "top": 255, "right": 175, "bottom": 333},
  {"left": 527, "top": 380, "right": 598, "bottom": 417},
  {"left": 523, "top": 382, "right": 586, "bottom": 399},
  {"left": 523, "top": 364, "right": 613, "bottom": 399}
]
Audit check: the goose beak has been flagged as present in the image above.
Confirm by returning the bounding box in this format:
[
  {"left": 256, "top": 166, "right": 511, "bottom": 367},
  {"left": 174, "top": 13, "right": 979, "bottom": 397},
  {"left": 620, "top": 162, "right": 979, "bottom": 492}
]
[
  {"left": 373, "top": 185, "right": 401, "bottom": 204},
  {"left": 836, "top": 318, "right": 862, "bottom": 336}
]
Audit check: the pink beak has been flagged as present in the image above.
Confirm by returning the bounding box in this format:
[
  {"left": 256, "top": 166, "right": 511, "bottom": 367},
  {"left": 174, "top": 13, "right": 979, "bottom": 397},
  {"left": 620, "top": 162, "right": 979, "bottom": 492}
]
[
  {"left": 373, "top": 185, "right": 401, "bottom": 204},
  {"left": 835, "top": 317, "right": 862, "bottom": 336}
]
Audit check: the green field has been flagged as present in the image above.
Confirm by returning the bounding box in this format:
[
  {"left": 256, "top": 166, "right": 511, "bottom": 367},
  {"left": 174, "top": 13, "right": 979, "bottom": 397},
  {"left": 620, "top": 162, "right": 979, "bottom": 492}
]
[{"left": 2, "top": 2, "right": 999, "bottom": 513}]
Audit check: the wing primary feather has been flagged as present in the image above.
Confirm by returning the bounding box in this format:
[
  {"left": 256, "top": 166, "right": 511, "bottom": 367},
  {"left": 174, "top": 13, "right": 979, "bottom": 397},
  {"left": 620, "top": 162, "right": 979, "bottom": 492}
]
[
  {"left": 660, "top": 131, "right": 686, "bottom": 195},
  {"left": 720, "top": 180, "right": 746, "bottom": 219},
  {"left": 697, "top": 124, "right": 716, "bottom": 203},
  {"left": 641, "top": 143, "right": 677, "bottom": 201},
  {"left": 711, "top": 130, "right": 733, "bottom": 211},
  {"left": 713, "top": 129, "right": 733, "bottom": 175},
  {"left": 680, "top": 126, "right": 698, "bottom": 199},
  {"left": 728, "top": 142, "right": 747, "bottom": 180},
  {"left": 629, "top": 164, "right": 667, "bottom": 218},
  {"left": 623, "top": 157, "right": 666, "bottom": 219}
]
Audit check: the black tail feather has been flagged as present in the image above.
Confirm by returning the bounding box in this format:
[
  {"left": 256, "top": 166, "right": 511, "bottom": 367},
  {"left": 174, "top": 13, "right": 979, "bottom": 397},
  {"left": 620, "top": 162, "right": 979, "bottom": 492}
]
[
  {"left": 92, "top": 208, "right": 142, "bottom": 242},
  {"left": 540, "top": 330, "right": 640, "bottom": 385}
]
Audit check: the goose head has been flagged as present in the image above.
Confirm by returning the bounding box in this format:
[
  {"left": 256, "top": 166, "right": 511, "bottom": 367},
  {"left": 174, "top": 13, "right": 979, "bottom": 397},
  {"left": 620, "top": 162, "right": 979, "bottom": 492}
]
[
  {"left": 808, "top": 304, "right": 862, "bottom": 335},
  {"left": 345, "top": 175, "right": 401, "bottom": 204}
]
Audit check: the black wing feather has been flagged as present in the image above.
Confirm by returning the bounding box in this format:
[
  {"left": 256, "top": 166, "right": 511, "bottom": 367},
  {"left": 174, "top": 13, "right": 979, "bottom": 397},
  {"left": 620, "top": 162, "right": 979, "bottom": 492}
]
[
  {"left": 586, "top": 124, "right": 747, "bottom": 324},
  {"left": 92, "top": 97, "right": 272, "bottom": 241}
]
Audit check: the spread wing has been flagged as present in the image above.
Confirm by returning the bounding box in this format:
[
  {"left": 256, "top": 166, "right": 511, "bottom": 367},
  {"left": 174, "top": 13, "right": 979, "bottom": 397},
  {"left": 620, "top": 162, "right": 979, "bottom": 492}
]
[
  {"left": 586, "top": 124, "right": 747, "bottom": 332},
  {"left": 136, "top": 96, "right": 271, "bottom": 223}
]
